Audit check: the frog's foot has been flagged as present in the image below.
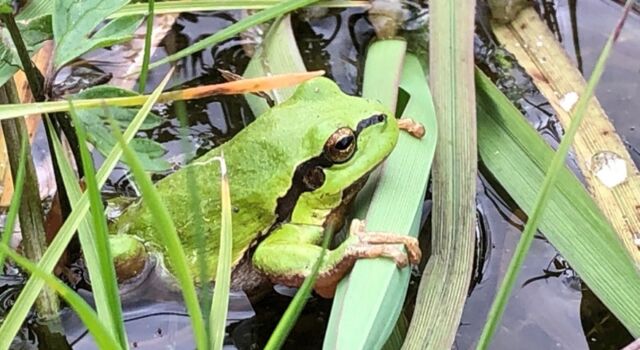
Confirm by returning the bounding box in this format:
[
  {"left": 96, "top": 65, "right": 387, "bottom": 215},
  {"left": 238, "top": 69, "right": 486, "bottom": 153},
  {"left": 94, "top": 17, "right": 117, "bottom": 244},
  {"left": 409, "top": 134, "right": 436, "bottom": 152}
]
[
  {"left": 397, "top": 118, "right": 425, "bottom": 139},
  {"left": 348, "top": 219, "right": 421, "bottom": 266},
  {"left": 313, "top": 220, "right": 421, "bottom": 297}
]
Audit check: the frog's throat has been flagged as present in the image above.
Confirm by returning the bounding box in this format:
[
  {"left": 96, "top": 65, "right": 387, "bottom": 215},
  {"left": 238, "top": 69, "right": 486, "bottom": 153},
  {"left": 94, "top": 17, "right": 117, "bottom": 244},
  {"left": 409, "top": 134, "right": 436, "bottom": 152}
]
[{"left": 322, "top": 172, "right": 370, "bottom": 230}]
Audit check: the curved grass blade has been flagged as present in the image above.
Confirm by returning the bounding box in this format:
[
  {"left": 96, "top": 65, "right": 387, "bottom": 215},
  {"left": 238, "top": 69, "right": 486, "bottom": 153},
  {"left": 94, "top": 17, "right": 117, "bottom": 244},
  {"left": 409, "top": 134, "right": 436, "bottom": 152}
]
[
  {"left": 0, "top": 244, "right": 122, "bottom": 350},
  {"left": 109, "top": 116, "right": 207, "bottom": 350},
  {"left": 478, "top": 2, "right": 637, "bottom": 345},
  {"left": 0, "top": 69, "right": 174, "bottom": 350},
  {"left": 0, "top": 71, "right": 324, "bottom": 121},
  {"left": 0, "top": 129, "right": 28, "bottom": 266},
  {"left": 68, "top": 102, "right": 128, "bottom": 348},
  {"left": 146, "top": 0, "right": 322, "bottom": 70},
  {"left": 208, "top": 153, "right": 233, "bottom": 350}
]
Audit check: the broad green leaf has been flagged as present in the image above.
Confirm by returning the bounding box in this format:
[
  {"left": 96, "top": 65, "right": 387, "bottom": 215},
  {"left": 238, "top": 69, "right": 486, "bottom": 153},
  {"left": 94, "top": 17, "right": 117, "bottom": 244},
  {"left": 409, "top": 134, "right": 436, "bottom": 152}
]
[
  {"left": 74, "top": 85, "right": 164, "bottom": 130},
  {"left": 72, "top": 85, "right": 170, "bottom": 171},
  {"left": 52, "top": 0, "right": 141, "bottom": 68},
  {"left": 0, "top": 68, "right": 174, "bottom": 350},
  {"left": 325, "top": 49, "right": 437, "bottom": 350}
]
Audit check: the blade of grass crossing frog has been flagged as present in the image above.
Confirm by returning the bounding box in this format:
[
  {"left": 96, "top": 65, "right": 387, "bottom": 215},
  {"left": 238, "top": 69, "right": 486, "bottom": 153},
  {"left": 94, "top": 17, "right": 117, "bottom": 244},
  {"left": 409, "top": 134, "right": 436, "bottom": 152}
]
[
  {"left": 209, "top": 153, "right": 233, "bottom": 350},
  {"left": 243, "top": 15, "right": 308, "bottom": 116},
  {"left": 109, "top": 118, "right": 207, "bottom": 350},
  {"left": 69, "top": 103, "right": 128, "bottom": 348},
  {"left": 174, "top": 101, "right": 213, "bottom": 336},
  {"left": 45, "top": 116, "right": 125, "bottom": 345},
  {"left": 0, "top": 244, "right": 122, "bottom": 349},
  {"left": 265, "top": 225, "right": 335, "bottom": 350},
  {"left": 0, "top": 71, "right": 323, "bottom": 120},
  {"left": 146, "top": 0, "right": 323, "bottom": 70},
  {"left": 325, "top": 48, "right": 438, "bottom": 349},
  {"left": 0, "top": 69, "right": 174, "bottom": 350},
  {"left": 476, "top": 67, "right": 640, "bottom": 339},
  {"left": 0, "top": 130, "right": 28, "bottom": 266},
  {"left": 478, "top": 2, "right": 637, "bottom": 345}
]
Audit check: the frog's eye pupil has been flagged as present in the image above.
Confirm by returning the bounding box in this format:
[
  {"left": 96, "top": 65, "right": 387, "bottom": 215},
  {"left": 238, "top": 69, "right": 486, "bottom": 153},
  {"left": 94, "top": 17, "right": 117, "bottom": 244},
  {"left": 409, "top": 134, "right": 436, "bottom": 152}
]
[
  {"left": 335, "top": 135, "right": 354, "bottom": 150},
  {"left": 324, "top": 128, "right": 356, "bottom": 164}
]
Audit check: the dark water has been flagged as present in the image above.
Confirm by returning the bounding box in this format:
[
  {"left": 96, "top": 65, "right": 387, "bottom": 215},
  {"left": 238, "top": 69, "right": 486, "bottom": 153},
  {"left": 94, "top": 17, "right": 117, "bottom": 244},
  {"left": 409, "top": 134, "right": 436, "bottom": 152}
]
[{"left": 2, "top": 0, "right": 639, "bottom": 349}]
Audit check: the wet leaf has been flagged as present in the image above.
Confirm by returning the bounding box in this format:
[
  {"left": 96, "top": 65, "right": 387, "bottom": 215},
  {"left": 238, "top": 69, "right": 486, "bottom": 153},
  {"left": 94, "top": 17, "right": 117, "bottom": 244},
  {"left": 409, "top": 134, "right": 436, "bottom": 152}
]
[
  {"left": 74, "top": 85, "right": 164, "bottom": 130},
  {"left": 52, "top": 0, "right": 142, "bottom": 69}
]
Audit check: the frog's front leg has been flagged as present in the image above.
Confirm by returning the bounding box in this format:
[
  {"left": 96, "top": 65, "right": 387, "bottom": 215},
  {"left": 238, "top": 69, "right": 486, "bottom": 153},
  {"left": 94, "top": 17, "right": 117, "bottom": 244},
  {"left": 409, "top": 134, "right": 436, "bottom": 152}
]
[{"left": 252, "top": 220, "right": 421, "bottom": 298}]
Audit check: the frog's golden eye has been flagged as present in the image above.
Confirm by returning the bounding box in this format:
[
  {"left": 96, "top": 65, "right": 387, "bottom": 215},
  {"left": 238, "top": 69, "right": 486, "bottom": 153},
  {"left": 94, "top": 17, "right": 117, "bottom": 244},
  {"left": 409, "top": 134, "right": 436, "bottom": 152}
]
[{"left": 324, "top": 127, "right": 356, "bottom": 164}]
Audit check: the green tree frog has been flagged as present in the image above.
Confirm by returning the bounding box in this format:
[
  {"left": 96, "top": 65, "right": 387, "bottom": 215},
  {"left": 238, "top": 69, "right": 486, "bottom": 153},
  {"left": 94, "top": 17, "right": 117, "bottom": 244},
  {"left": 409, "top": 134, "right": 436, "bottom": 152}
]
[{"left": 110, "top": 77, "right": 421, "bottom": 297}]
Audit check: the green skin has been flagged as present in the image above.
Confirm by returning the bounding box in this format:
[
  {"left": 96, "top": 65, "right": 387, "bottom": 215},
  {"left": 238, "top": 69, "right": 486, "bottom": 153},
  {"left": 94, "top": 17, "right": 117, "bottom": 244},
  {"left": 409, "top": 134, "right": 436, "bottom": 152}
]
[{"left": 110, "top": 77, "right": 402, "bottom": 296}]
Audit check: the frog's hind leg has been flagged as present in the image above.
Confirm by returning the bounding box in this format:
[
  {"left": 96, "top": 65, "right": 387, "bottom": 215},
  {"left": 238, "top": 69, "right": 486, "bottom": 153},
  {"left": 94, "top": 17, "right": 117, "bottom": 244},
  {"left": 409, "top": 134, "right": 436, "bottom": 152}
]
[{"left": 252, "top": 219, "right": 421, "bottom": 298}]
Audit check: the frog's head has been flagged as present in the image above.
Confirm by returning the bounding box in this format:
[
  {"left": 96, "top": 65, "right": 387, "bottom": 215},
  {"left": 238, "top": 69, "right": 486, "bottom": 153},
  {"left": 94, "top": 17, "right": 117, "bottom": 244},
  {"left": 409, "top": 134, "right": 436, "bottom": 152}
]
[{"left": 277, "top": 77, "right": 400, "bottom": 228}]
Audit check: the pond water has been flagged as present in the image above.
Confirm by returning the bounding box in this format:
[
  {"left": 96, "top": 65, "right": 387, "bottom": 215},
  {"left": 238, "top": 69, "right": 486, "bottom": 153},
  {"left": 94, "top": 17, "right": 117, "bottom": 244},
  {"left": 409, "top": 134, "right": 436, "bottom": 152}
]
[{"left": 2, "top": 0, "right": 639, "bottom": 349}]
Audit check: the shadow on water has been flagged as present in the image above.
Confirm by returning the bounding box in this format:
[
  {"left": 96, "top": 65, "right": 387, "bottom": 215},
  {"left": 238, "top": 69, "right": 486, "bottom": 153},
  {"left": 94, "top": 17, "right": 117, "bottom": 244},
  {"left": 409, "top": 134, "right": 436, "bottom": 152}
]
[{"left": 1, "top": 1, "right": 639, "bottom": 348}]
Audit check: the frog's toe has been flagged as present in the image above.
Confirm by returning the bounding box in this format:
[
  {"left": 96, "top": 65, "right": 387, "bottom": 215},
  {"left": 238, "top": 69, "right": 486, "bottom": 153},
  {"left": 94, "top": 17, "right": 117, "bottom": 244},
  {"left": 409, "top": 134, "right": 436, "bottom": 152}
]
[
  {"left": 347, "top": 244, "right": 409, "bottom": 268},
  {"left": 348, "top": 219, "right": 422, "bottom": 265}
]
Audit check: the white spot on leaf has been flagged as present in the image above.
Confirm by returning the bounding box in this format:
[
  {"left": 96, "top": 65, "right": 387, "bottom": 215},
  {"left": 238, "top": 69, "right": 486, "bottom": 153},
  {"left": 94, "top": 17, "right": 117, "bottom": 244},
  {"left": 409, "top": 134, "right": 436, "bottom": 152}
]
[
  {"left": 589, "top": 151, "right": 628, "bottom": 188},
  {"left": 559, "top": 92, "right": 579, "bottom": 112}
]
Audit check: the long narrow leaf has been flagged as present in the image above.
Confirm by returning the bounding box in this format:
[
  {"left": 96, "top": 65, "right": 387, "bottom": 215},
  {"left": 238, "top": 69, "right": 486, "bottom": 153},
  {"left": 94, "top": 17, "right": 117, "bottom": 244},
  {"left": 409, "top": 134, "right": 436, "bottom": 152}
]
[
  {"left": 46, "top": 116, "right": 125, "bottom": 344},
  {"left": 113, "top": 1, "right": 368, "bottom": 17},
  {"left": 0, "top": 129, "right": 28, "bottom": 266},
  {"left": 0, "top": 71, "right": 323, "bottom": 121},
  {"left": 326, "top": 47, "right": 437, "bottom": 349},
  {"left": 478, "top": 1, "right": 637, "bottom": 346},
  {"left": 0, "top": 69, "right": 174, "bottom": 350},
  {"left": 0, "top": 244, "right": 122, "bottom": 350},
  {"left": 208, "top": 153, "right": 233, "bottom": 350},
  {"left": 68, "top": 102, "right": 128, "bottom": 348},
  {"left": 110, "top": 116, "right": 207, "bottom": 350}
]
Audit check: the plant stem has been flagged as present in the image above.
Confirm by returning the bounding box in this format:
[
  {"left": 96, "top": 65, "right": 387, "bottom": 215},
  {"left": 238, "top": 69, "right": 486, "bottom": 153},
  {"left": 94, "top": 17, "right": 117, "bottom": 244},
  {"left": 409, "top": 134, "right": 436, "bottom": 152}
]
[
  {"left": 0, "top": 11, "right": 76, "bottom": 224},
  {"left": 0, "top": 80, "right": 60, "bottom": 320},
  {"left": 138, "top": 0, "right": 155, "bottom": 93}
]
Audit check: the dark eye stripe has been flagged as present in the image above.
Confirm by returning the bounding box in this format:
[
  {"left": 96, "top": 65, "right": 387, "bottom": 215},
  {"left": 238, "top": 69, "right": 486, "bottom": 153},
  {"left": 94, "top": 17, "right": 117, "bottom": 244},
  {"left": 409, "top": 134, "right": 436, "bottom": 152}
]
[{"left": 355, "top": 113, "right": 386, "bottom": 134}]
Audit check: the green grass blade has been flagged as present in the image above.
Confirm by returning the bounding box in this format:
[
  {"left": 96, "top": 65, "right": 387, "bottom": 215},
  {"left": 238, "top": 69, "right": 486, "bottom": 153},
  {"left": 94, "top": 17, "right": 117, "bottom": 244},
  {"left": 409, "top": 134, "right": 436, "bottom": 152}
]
[
  {"left": 264, "top": 225, "right": 334, "bottom": 350},
  {"left": 208, "top": 153, "right": 233, "bottom": 350},
  {"left": 45, "top": 116, "right": 126, "bottom": 344},
  {"left": 0, "top": 129, "right": 28, "bottom": 266},
  {"left": 0, "top": 69, "right": 173, "bottom": 350},
  {"left": 477, "top": 1, "right": 637, "bottom": 347},
  {"left": 138, "top": 0, "right": 154, "bottom": 93},
  {"left": 146, "top": 0, "right": 322, "bottom": 70},
  {"left": 68, "top": 102, "right": 128, "bottom": 348},
  {"left": 112, "top": 1, "right": 368, "bottom": 17},
  {"left": 0, "top": 244, "right": 122, "bottom": 350},
  {"left": 109, "top": 117, "right": 207, "bottom": 350},
  {"left": 325, "top": 46, "right": 437, "bottom": 349}
]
